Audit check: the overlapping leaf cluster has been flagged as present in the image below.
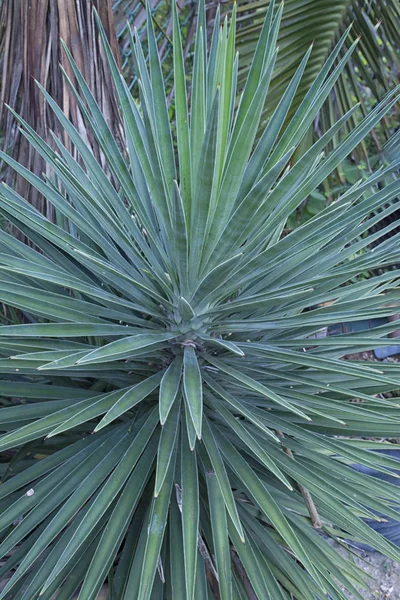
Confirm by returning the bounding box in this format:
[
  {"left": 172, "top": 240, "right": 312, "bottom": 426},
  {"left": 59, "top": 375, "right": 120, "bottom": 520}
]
[
  {"left": 231, "top": 0, "right": 400, "bottom": 148},
  {"left": 0, "top": 2, "right": 400, "bottom": 599}
]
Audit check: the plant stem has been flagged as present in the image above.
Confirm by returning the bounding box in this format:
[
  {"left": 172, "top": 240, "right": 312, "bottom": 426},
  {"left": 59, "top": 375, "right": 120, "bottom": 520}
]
[{"left": 276, "top": 431, "right": 322, "bottom": 529}]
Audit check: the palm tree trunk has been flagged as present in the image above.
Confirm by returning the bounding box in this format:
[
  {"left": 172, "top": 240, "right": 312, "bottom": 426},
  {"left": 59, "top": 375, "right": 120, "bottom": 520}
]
[{"left": 0, "top": 0, "right": 121, "bottom": 217}]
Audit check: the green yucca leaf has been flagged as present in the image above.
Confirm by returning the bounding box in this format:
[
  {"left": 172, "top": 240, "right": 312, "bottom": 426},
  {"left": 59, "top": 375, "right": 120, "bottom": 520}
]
[
  {"left": 204, "top": 353, "right": 312, "bottom": 421},
  {"left": 154, "top": 397, "right": 181, "bottom": 497},
  {"left": 168, "top": 494, "right": 187, "bottom": 598},
  {"left": 207, "top": 392, "right": 293, "bottom": 489},
  {"left": 76, "top": 333, "right": 177, "bottom": 365},
  {"left": 0, "top": 2, "right": 400, "bottom": 599},
  {"left": 190, "top": 3, "right": 207, "bottom": 191},
  {"left": 159, "top": 355, "right": 182, "bottom": 425},
  {"left": 0, "top": 425, "right": 131, "bottom": 596},
  {"left": 206, "top": 467, "right": 232, "bottom": 600},
  {"left": 200, "top": 417, "right": 245, "bottom": 543},
  {"left": 137, "top": 438, "right": 176, "bottom": 600},
  {"left": 145, "top": 3, "right": 176, "bottom": 199},
  {"left": 41, "top": 411, "right": 159, "bottom": 595},
  {"left": 189, "top": 88, "right": 220, "bottom": 281},
  {"left": 180, "top": 424, "right": 199, "bottom": 600},
  {"left": 93, "top": 372, "right": 164, "bottom": 432},
  {"left": 229, "top": 521, "right": 288, "bottom": 600},
  {"left": 171, "top": 182, "right": 189, "bottom": 296},
  {"left": 172, "top": 3, "right": 191, "bottom": 213},
  {"left": 183, "top": 345, "right": 203, "bottom": 440}
]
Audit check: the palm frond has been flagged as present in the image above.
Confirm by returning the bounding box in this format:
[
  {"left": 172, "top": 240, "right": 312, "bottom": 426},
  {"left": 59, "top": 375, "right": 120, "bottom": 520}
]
[{"left": 225, "top": 0, "right": 400, "bottom": 157}]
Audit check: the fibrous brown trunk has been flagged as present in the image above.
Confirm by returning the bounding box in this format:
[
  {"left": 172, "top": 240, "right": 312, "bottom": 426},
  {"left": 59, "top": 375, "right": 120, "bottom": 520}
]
[{"left": 0, "top": 0, "right": 121, "bottom": 217}]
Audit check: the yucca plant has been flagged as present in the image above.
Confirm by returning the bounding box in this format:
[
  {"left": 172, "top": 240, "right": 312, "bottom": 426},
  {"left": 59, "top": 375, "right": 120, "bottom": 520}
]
[{"left": 1, "top": 2, "right": 400, "bottom": 599}]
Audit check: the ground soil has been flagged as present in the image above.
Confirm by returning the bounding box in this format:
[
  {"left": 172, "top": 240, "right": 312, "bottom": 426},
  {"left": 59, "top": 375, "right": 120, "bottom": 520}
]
[{"left": 332, "top": 543, "right": 400, "bottom": 599}]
